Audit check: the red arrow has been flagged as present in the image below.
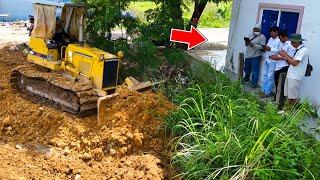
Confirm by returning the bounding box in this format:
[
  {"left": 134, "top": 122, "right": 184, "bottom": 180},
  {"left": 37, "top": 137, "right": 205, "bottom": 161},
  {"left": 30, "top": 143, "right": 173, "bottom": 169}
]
[{"left": 170, "top": 26, "right": 208, "bottom": 50}]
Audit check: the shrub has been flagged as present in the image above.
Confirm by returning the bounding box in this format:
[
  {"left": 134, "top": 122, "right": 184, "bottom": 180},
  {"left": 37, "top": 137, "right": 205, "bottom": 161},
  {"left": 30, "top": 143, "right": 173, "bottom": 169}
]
[
  {"left": 118, "top": 37, "right": 162, "bottom": 82},
  {"left": 163, "top": 48, "right": 190, "bottom": 67}
]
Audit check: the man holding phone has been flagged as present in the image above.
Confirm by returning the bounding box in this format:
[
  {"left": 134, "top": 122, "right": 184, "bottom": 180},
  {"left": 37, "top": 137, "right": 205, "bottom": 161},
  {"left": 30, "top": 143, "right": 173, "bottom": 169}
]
[
  {"left": 260, "top": 26, "right": 281, "bottom": 98},
  {"left": 243, "top": 24, "right": 266, "bottom": 88},
  {"left": 279, "top": 34, "right": 309, "bottom": 106}
]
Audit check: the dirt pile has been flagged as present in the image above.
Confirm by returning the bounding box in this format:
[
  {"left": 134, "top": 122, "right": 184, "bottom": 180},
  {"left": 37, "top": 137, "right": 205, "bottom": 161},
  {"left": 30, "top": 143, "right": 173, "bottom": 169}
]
[{"left": 0, "top": 46, "right": 176, "bottom": 179}]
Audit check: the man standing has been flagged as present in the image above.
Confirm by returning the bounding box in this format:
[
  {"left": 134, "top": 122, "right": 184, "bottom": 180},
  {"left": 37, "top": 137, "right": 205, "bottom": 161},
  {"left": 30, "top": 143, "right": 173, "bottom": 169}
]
[
  {"left": 27, "top": 16, "right": 34, "bottom": 36},
  {"left": 279, "top": 34, "right": 308, "bottom": 105},
  {"left": 261, "top": 26, "right": 281, "bottom": 98},
  {"left": 269, "top": 31, "right": 296, "bottom": 100},
  {"left": 243, "top": 24, "right": 266, "bottom": 88}
]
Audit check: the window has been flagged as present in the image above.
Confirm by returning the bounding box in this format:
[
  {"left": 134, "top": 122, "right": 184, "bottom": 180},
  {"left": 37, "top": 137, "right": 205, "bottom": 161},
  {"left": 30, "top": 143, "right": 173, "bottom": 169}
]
[{"left": 257, "top": 3, "right": 304, "bottom": 40}]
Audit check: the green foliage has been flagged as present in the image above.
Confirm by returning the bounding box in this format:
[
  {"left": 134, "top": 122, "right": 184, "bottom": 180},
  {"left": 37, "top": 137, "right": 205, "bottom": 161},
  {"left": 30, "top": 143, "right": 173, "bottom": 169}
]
[
  {"left": 127, "top": 1, "right": 157, "bottom": 23},
  {"left": 131, "top": 37, "right": 160, "bottom": 69},
  {"left": 189, "top": 60, "right": 225, "bottom": 83},
  {"left": 73, "top": 0, "right": 139, "bottom": 46},
  {"left": 117, "top": 38, "right": 163, "bottom": 82},
  {"left": 197, "top": 1, "right": 232, "bottom": 28},
  {"left": 129, "top": 1, "right": 232, "bottom": 28},
  {"left": 163, "top": 48, "right": 189, "bottom": 67},
  {"left": 140, "top": 0, "right": 185, "bottom": 46}
]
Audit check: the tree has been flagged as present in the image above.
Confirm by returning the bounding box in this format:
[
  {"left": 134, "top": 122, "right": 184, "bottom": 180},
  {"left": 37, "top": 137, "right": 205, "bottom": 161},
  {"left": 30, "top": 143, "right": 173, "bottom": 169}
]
[
  {"left": 73, "top": 0, "right": 139, "bottom": 52},
  {"left": 74, "top": 0, "right": 132, "bottom": 37},
  {"left": 142, "top": 0, "right": 185, "bottom": 46},
  {"left": 189, "top": 0, "right": 230, "bottom": 28}
]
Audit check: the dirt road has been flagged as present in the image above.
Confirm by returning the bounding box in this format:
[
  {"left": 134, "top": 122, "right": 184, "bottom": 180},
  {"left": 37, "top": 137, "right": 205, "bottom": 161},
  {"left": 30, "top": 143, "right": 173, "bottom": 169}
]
[
  {"left": 0, "top": 25, "right": 28, "bottom": 47},
  {"left": 0, "top": 46, "right": 175, "bottom": 179}
]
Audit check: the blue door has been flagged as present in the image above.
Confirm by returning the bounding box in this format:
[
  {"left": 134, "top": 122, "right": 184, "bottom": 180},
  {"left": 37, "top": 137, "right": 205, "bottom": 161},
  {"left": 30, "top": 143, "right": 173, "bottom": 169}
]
[
  {"left": 260, "top": 9, "right": 300, "bottom": 41},
  {"left": 261, "top": 10, "right": 279, "bottom": 40},
  {"left": 279, "top": 11, "right": 299, "bottom": 36}
]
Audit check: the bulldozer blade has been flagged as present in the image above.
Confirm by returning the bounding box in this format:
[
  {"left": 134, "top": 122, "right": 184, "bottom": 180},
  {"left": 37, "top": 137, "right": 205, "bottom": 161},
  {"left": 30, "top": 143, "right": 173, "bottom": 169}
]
[{"left": 97, "top": 93, "right": 119, "bottom": 123}]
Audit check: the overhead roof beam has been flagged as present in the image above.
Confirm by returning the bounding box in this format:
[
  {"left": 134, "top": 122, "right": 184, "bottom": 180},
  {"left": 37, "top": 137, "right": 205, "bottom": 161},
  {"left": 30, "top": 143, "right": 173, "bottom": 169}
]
[{"left": 32, "top": 0, "right": 65, "bottom": 7}]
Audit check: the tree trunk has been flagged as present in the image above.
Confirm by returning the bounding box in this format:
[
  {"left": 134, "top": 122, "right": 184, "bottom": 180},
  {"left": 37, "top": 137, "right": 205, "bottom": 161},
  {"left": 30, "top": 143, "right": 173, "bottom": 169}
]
[
  {"left": 189, "top": 0, "right": 208, "bottom": 29},
  {"left": 177, "top": 0, "right": 207, "bottom": 50}
]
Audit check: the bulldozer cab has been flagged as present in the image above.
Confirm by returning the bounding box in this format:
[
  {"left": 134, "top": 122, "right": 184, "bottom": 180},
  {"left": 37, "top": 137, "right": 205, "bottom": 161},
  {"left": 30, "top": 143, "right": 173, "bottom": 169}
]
[
  {"left": 31, "top": 2, "right": 86, "bottom": 42},
  {"left": 27, "top": 1, "right": 124, "bottom": 98}
]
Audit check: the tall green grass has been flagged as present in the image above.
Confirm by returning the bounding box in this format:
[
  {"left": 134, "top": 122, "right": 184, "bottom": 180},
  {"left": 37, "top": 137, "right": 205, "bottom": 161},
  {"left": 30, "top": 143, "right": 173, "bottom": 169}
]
[{"left": 166, "top": 61, "right": 320, "bottom": 179}]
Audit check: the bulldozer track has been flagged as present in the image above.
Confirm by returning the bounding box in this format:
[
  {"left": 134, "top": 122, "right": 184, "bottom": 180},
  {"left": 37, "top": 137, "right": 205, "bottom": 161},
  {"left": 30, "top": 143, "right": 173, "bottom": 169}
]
[{"left": 10, "top": 64, "right": 98, "bottom": 117}]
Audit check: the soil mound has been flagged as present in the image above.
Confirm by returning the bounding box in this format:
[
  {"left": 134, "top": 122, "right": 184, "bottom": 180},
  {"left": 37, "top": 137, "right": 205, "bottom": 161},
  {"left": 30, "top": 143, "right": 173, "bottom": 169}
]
[{"left": 0, "top": 46, "right": 175, "bottom": 179}]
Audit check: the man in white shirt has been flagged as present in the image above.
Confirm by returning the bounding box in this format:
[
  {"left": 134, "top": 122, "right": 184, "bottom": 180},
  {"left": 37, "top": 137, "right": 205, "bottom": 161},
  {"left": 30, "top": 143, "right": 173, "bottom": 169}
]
[
  {"left": 269, "top": 31, "right": 296, "bottom": 100},
  {"left": 279, "top": 34, "right": 308, "bottom": 105},
  {"left": 261, "top": 26, "right": 281, "bottom": 98}
]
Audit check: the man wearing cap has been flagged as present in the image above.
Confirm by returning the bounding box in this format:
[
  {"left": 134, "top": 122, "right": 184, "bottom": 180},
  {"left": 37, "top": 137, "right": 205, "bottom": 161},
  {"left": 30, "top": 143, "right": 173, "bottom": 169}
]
[
  {"left": 261, "top": 26, "right": 281, "bottom": 98},
  {"left": 279, "top": 34, "right": 309, "bottom": 105},
  {"left": 243, "top": 24, "right": 266, "bottom": 88}
]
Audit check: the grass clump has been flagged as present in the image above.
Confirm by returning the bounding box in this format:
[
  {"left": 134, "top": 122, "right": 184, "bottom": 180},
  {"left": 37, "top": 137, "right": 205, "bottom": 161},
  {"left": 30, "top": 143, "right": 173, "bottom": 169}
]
[{"left": 166, "top": 61, "right": 320, "bottom": 179}]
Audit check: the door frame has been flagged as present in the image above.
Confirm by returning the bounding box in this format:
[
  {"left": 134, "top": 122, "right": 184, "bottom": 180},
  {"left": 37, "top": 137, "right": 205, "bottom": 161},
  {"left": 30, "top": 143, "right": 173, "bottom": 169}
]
[{"left": 256, "top": 3, "right": 305, "bottom": 33}]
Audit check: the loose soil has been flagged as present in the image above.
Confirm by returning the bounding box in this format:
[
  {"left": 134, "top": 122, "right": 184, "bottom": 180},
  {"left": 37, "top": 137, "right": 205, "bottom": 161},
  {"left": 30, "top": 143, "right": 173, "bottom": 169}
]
[{"left": 0, "top": 46, "right": 176, "bottom": 179}]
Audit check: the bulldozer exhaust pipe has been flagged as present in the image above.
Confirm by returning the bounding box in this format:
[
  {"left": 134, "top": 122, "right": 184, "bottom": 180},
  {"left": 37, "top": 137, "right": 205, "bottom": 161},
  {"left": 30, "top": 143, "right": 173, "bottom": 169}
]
[{"left": 79, "top": 15, "right": 84, "bottom": 46}]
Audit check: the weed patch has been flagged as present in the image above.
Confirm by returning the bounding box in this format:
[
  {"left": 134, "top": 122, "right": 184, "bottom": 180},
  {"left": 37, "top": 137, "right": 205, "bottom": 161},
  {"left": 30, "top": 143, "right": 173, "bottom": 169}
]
[{"left": 165, "top": 62, "right": 320, "bottom": 179}]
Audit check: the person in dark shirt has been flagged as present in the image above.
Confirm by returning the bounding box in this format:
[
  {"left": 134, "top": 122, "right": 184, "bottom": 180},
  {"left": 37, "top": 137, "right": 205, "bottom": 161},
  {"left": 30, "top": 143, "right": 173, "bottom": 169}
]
[{"left": 27, "top": 16, "right": 34, "bottom": 36}]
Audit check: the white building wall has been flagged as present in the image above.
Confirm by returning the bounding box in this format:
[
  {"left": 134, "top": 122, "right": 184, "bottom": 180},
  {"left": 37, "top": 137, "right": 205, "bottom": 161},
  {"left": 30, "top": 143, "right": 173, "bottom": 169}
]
[{"left": 227, "top": 0, "right": 320, "bottom": 109}]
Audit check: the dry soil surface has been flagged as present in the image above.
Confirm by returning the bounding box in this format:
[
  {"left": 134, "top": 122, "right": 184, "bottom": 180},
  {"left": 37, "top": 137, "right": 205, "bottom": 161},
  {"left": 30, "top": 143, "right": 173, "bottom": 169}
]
[
  {"left": 0, "top": 25, "right": 28, "bottom": 47},
  {"left": 0, "top": 47, "right": 175, "bottom": 179}
]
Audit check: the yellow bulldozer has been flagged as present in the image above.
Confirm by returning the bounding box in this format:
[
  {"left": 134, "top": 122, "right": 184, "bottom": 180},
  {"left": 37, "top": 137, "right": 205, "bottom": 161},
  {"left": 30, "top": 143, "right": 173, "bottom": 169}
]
[{"left": 10, "top": 2, "right": 153, "bottom": 117}]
